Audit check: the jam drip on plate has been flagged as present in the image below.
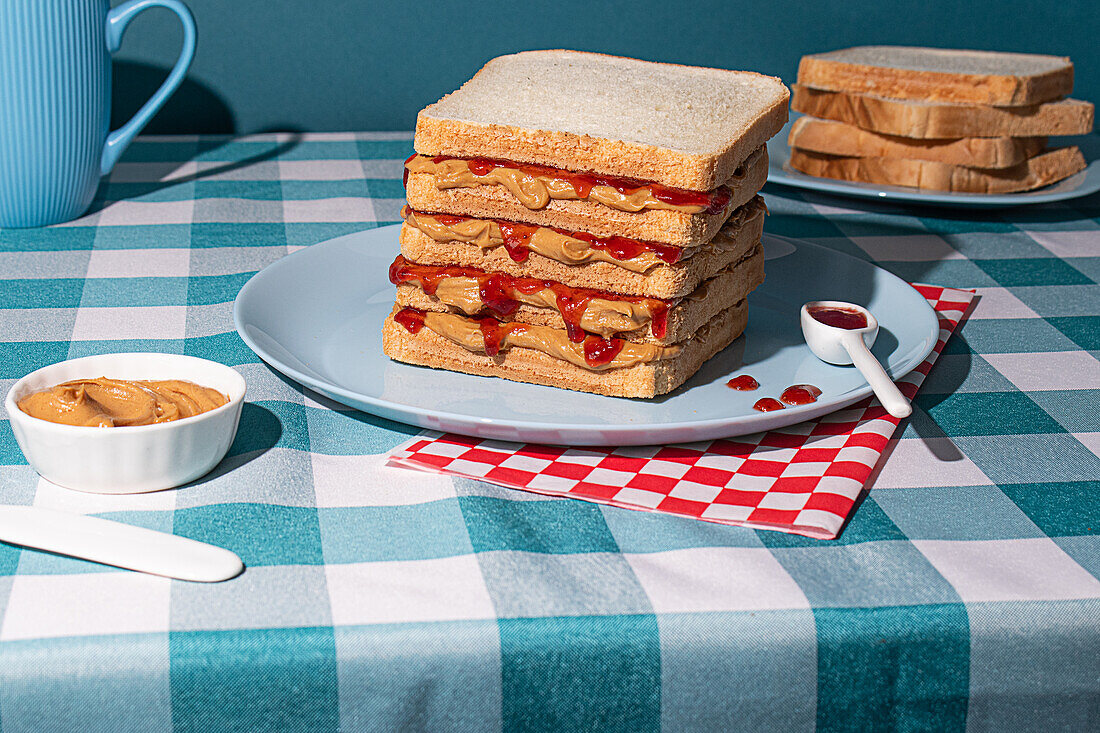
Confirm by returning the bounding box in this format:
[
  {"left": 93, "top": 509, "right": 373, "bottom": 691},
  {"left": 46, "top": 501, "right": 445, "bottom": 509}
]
[
  {"left": 435, "top": 156, "right": 732, "bottom": 214},
  {"left": 726, "top": 375, "right": 759, "bottom": 391},
  {"left": 752, "top": 398, "right": 785, "bottom": 412},
  {"left": 389, "top": 255, "right": 670, "bottom": 341},
  {"left": 780, "top": 384, "right": 822, "bottom": 406}
]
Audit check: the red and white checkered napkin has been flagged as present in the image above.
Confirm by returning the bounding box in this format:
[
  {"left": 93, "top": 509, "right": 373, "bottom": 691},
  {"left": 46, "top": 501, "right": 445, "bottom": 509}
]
[{"left": 388, "top": 284, "right": 975, "bottom": 539}]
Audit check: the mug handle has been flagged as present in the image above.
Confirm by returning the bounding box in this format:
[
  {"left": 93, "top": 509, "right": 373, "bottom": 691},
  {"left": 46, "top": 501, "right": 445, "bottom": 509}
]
[{"left": 100, "top": 0, "right": 197, "bottom": 175}]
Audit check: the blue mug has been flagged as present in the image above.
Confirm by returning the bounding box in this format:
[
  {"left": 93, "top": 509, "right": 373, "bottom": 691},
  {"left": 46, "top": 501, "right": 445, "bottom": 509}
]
[{"left": 0, "top": 0, "right": 196, "bottom": 228}]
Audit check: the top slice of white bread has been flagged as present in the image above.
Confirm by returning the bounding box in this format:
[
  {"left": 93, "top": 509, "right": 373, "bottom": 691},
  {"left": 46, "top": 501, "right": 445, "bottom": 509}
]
[
  {"left": 798, "top": 46, "right": 1074, "bottom": 106},
  {"left": 414, "top": 50, "right": 790, "bottom": 191}
]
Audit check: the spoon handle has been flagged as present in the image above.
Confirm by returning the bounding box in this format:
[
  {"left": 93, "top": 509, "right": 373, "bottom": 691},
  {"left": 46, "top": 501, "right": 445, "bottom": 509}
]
[
  {"left": 0, "top": 505, "right": 243, "bottom": 582},
  {"left": 841, "top": 333, "right": 913, "bottom": 419}
]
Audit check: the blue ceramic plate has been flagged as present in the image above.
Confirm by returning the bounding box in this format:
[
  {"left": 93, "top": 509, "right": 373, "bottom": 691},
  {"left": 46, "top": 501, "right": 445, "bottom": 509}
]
[
  {"left": 233, "top": 225, "right": 938, "bottom": 446},
  {"left": 768, "top": 115, "right": 1100, "bottom": 208}
]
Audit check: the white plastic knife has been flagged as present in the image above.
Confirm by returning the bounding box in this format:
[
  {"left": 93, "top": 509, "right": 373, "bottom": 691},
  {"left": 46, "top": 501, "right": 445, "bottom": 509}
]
[{"left": 0, "top": 505, "right": 244, "bottom": 582}]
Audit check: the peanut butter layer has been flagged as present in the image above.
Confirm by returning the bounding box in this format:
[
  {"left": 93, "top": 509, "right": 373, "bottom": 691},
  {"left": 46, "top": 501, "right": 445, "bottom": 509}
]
[
  {"left": 399, "top": 195, "right": 766, "bottom": 299},
  {"left": 404, "top": 148, "right": 763, "bottom": 214},
  {"left": 382, "top": 301, "right": 750, "bottom": 398},
  {"left": 18, "top": 378, "right": 228, "bottom": 427},
  {"left": 395, "top": 244, "right": 765, "bottom": 345},
  {"left": 405, "top": 148, "right": 768, "bottom": 246},
  {"left": 400, "top": 271, "right": 661, "bottom": 339},
  {"left": 398, "top": 307, "right": 678, "bottom": 371},
  {"left": 403, "top": 208, "right": 683, "bottom": 274}
]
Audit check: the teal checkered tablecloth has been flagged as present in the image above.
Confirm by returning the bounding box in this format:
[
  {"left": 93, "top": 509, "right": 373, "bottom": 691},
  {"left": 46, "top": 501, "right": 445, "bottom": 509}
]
[{"left": 0, "top": 133, "right": 1098, "bottom": 732}]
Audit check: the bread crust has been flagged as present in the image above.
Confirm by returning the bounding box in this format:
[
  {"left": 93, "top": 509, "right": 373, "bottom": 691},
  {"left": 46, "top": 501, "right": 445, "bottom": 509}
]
[
  {"left": 791, "top": 85, "right": 1095, "bottom": 138},
  {"left": 405, "top": 147, "right": 768, "bottom": 246},
  {"left": 398, "top": 197, "right": 766, "bottom": 299},
  {"left": 415, "top": 50, "right": 789, "bottom": 190},
  {"left": 382, "top": 302, "right": 749, "bottom": 398},
  {"left": 789, "top": 146, "right": 1086, "bottom": 193},
  {"left": 798, "top": 49, "right": 1073, "bottom": 106},
  {"left": 395, "top": 244, "right": 764, "bottom": 346},
  {"left": 788, "top": 116, "right": 1045, "bottom": 169}
]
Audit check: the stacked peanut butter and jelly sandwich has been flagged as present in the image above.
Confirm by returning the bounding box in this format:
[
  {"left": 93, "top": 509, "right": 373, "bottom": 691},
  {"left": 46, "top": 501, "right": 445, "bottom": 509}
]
[{"left": 383, "top": 50, "right": 789, "bottom": 398}]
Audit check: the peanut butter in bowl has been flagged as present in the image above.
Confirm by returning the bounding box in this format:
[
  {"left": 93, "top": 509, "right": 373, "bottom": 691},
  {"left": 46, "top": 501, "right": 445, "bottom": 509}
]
[{"left": 18, "top": 377, "right": 229, "bottom": 427}]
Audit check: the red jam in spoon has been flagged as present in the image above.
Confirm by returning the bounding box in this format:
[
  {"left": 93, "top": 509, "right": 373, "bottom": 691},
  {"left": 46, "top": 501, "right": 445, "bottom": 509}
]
[{"left": 808, "top": 305, "right": 868, "bottom": 330}]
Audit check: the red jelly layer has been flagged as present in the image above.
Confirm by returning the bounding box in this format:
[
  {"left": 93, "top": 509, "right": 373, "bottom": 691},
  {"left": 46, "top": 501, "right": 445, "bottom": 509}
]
[
  {"left": 780, "top": 384, "right": 822, "bottom": 406},
  {"left": 808, "top": 305, "right": 868, "bottom": 330},
  {"left": 400, "top": 308, "right": 625, "bottom": 368},
  {"left": 583, "top": 335, "right": 625, "bottom": 367},
  {"left": 432, "top": 156, "right": 732, "bottom": 214},
  {"left": 389, "top": 255, "right": 670, "bottom": 342},
  {"left": 407, "top": 207, "right": 683, "bottom": 265},
  {"left": 393, "top": 306, "right": 425, "bottom": 334},
  {"left": 726, "top": 375, "right": 760, "bottom": 391},
  {"left": 753, "top": 397, "right": 786, "bottom": 412}
]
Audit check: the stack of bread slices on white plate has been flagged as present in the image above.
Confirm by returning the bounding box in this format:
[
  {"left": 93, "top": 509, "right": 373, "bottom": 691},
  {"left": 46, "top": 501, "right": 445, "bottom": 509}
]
[
  {"left": 383, "top": 50, "right": 789, "bottom": 398},
  {"left": 787, "top": 46, "right": 1094, "bottom": 193}
]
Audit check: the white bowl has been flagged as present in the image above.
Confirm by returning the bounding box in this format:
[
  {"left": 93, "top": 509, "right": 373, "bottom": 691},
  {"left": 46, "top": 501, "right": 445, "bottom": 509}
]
[{"left": 4, "top": 353, "right": 247, "bottom": 494}]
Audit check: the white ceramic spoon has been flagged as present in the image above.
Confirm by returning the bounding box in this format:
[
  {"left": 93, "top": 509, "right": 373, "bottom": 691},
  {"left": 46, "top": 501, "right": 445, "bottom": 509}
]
[
  {"left": 0, "top": 505, "right": 244, "bottom": 582},
  {"left": 800, "top": 300, "right": 912, "bottom": 419}
]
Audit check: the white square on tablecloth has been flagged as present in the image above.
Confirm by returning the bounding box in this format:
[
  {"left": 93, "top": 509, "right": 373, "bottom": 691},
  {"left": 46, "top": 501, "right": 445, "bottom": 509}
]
[
  {"left": 1, "top": 572, "right": 171, "bottom": 640},
  {"left": 624, "top": 547, "right": 810, "bottom": 613},
  {"left": 1024, "top": 229, "right": 1100, "bottom": 258},
  {"left": 312, "top": 454, "right": 457, "bottom": 507},
  {"left": 984, "top": 351, "right": 1100, "bottom": 391},
  {"left": 84, "top": 248, "right": 190, "bottom": 279},
  {"left": 325, "top": 556, "right": 496, "bottom": 626},
  {"left": 968, "top": 287, "right": 1040, "bottom": 320},
  {"left": 870, "top": 437, "right": 993, "bottom": 489},
  {"left": 71, "top": 305, "right": 187, "bottom": 341},
  {"left": 281, "top": 197, "right": 377, "bottom": 223},
  {"left": 913, "top": 538, "right": 1100, "bottom": 603},
  {"left": 277, "top": 159, "right": 371, "bottom": 181},
  {"left": 32, "top": 476, "right": 177, "bottom": 514}
]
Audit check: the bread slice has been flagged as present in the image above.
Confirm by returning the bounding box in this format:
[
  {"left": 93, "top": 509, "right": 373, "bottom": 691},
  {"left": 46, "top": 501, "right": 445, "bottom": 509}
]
[
  {"left": 797, "top": 46, "right": 1074, "bottom": 106},
  {"left": 789, "top": 146, "right": 1086, "bottom": 193},
  {"left": 791, "top": 85, "right": 1095, "bottom": 138},
  {"left": 399, "top": 196, "right": 766, "bottom": 299},
  {"left": 382, "top": 301, "right": 748, "bottom": 398},
  {"left": 395, "top": 244, "right": 764, "bottom": 345},
  {"left": 788, "top": 116, "right": 1045, "bottom": 169},
  {"left": 406, "top": 146, "right": 767, "bottom": 246},
  {"left": 414, "top": 50, "right": 789, "bottom": 191}
]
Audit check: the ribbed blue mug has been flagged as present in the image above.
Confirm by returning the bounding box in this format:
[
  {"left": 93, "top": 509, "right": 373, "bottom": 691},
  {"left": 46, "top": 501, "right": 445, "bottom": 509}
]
[{"left": 0, "top": 0, "right": 196, "bottom": 228}]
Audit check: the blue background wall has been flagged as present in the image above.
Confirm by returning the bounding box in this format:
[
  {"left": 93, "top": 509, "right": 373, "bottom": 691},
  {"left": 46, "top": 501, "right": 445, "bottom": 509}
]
[{"left": 109, "top": 0, "right": 1100, "bottom": 134}]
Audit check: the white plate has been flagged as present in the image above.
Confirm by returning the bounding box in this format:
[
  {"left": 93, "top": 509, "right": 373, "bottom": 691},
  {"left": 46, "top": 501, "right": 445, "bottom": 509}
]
[
  {"left": 233, "top": 225, "right": 938, "bottom": 446},
  {"left": 767, "top": 115, "right": 1100, "bottom": 208}
]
